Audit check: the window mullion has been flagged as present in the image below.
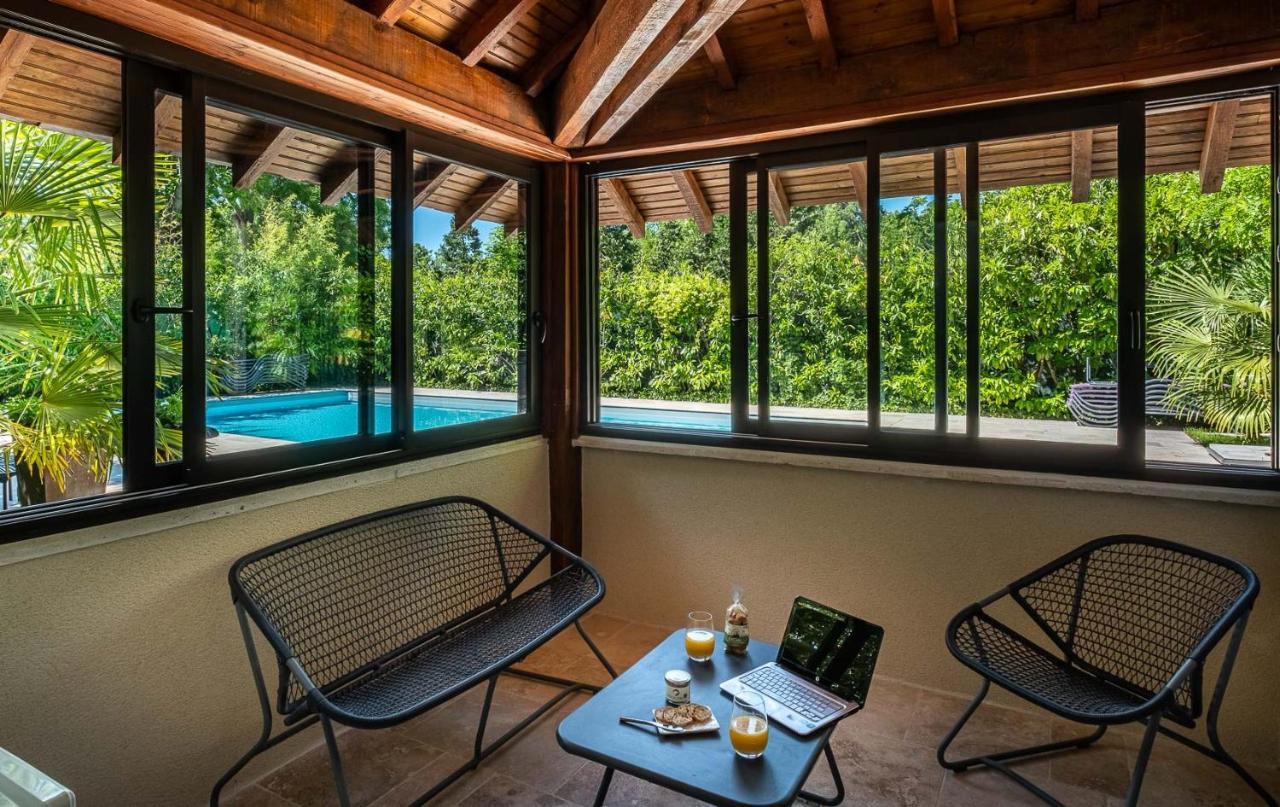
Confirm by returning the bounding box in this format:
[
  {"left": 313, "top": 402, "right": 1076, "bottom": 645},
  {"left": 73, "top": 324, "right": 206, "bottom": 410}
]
[
  {"left": 965, "top": 141, "right": 980, "bottom": 439},
  {"left": 1117, "top": 99, "right": 1146, "bottom": 470}
]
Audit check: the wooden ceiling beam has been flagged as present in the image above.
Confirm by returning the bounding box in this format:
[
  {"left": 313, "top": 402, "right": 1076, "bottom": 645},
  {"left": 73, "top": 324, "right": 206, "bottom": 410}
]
[
  {"left": 457, "top": 0, "right": 541, "bottom": 67},
  {"left": 367, "top": 0, "right": 417, "bottom": 27},
  {"left": 1199, "top": 99, "right": 1241, "bottom": 193},
  {"left": 0, "top": 28, "right": 36, "bottom": 100},
  {"left": 584, "top": 0, "right": 748, "bottom": 146},
  {"left": 703, "top": 33, "right": 736, "bottom": 90},
  {"left": 798, "top": 0, "right": 838, "bottom": 70},
  {"left": 847, "top": 160, "right": 868, "bottom": 217},
  {"left": 553, "top": 0, "right": 687, "bottom": 147},
  {"left": 932, "top": 0, "right": 959, "bottom": 47},
  {"left": 454, "top": 176, "right": 517, "bottom": 231},
  {"left": 233, "top": 124, "right": 299, "bottom": 189},
  {"left": 671, "top": 169, "right": 714, "bottom": 234},
  {"left": 583, "top": 0, "right": 1280, "bottom": 161},
  {"left": 600, "top": 177, "right": 645, "bottom": 238},
  {"left": 112, "top": 92, "right": 182, "bottom": 165},
  {"left": 768, "top": 171, "right": 791, "bottom": 226},
  {"left": 947, "top": 148, "right": 966, "bottom": 207},
  {"left": 1070, "top": 129, "right": 1093, "bottom": 202},
  {"left": 520, "top": 0, "right": 603, "bottom": 97},
  {"left": 1076, "top": 0, "right": 1100, "bottom": 22},
  {"left": 413, "top": 159, "right": 459, "bottom": 207},
  {"left": 320, "top": 157, "right": 358, "bottom": 205},
  {"left": 53, "top": 0, "right": 561, "bottom": 160}
]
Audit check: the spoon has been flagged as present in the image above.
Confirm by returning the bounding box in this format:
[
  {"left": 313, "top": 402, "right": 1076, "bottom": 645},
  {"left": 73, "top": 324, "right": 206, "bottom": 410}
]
[{"left": 619, "top": 716, "right": 686, "bottom": 733}]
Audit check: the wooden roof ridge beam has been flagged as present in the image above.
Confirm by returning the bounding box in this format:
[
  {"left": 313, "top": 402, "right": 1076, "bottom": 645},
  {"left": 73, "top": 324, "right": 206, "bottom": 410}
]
[
  {"left": 672, "top": 169, "right": 714, "bottom": 234},
  {"left": 454, "top": 176, "right": 518, "bottom": 231},
  {"left": 704, "top": 33, "right": 736, "bottom": 90},
  {"left": 948, "top": 147, "right": 968, "bottom": 207},
  {"left": 320, "top": 157, "right": 359, "bottom": 205},
  {"left": 1070, "top": 129, "right": 1093, "bottom": 202},
  {"left": 367, "top": 0, "right": 417, "bottom": 27},
  {"left": 1199, "top": 99, "right": 1241, "bottom": 194},
  {"left": 768, "top": 171, "right": 791, "bottom": 226},
  {"left": 457, "top": 0, "right": 541, "bottom": 67},
  {"left": 553, "top": 0, "right": 687, "bottom": 147},
  {"left": 600, "top": 177, "right": 645, "bottom": 238},
  {"left": 0, "top": 28, "right": 36, "bottom": 100},
  {"left": 932, "top": 0, "right": 959, "bottom": 47},
  {"left": 846, "top": 161, "right": 868, "bottom": 218},
  {"left": 233, "top": 124, "right": 300, "bottom": 189},
  {"left": 1076, "top": 0, "right": 1100, "bottom": 22},
  {"left": 112, "top": 92, "right": 182, "bottom": 165},
  {"left": 414, "top": 159, "right": 459, "bottom": 207},
  {"left": 798, "top": 0, "right": 838, "bottom": 71},
  {"left": 584, "top": 0, "right": 748, "bottom": 146}
]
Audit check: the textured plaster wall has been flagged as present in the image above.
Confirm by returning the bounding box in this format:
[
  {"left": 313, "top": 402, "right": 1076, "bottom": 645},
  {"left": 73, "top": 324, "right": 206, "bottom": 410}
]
[
  {"left": 0, "top": 439, "right": 548, "bottom": 806},
  {"left": 580, "top": 447, "right": 1280, "bottom": 768}
]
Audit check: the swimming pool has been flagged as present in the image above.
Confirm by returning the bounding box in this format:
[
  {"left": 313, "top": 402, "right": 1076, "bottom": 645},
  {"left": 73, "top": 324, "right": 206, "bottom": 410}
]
[{"left": 206, "top": 390, "right": 517, "bottom": 443}]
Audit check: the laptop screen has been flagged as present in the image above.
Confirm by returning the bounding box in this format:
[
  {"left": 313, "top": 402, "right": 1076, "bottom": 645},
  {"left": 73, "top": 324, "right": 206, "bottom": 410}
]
[{"left": 777, "top": 597, "right": 884, "bottom": 705}]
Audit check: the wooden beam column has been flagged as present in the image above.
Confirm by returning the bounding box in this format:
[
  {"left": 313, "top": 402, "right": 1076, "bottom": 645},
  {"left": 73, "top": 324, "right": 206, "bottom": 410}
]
[
  {"left": 1199, "top": 99, "right": 1241, "bottom": 193},
  {"left": 798, "top": 0, "right": 838, "bottom": 70},
  {"left": 113, "top": 92, "right": 182, "bottom": 165},
  {"left": 542, "top": 162, "right": 583, "bottom": 565},
  {"left": 672, "top": 169, "right": 714, "bottom": 234},
  {"left": 1070, "top": 128, "right": 1094, "bottom": 202},
  {"left": 367, "top": 0, "right": 417, "bottom": 27},
  {"left": 600, "top": 177, "right": 645, "bottom": 237},
  {"left": 457, "top": 0, "right": 541, "bottom": 66},
  {"left": 704, "top": 33, "right": 737, "bottom": 90}
]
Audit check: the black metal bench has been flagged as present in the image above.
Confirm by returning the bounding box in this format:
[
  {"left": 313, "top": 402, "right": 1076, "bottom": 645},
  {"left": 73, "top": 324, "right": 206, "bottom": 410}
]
[{"left": 210, "top": 496, "right": 616, "bottom": 806}]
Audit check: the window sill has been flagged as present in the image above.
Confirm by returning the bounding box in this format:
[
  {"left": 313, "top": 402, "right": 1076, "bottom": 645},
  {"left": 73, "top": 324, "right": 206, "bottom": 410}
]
[
  {"left": 575, "top": 435, "right": 1280, "bottom": 508},
  {"left": 0, "top": 436, "right": 546, "bottom": 569}
]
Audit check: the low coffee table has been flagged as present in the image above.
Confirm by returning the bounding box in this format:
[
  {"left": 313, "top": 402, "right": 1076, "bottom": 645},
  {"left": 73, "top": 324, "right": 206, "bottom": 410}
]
[{"left": 556, "top": 629, "right": 844, "bottom": 806}]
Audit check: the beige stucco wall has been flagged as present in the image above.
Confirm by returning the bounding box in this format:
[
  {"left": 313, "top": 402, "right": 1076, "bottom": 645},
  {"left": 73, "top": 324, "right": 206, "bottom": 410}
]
[
  {"left": 580, "top": 445, "right": 1280, "bottom": 768},
  {"left": 0, "top": 438, "right": 549, "bottom": 807}
]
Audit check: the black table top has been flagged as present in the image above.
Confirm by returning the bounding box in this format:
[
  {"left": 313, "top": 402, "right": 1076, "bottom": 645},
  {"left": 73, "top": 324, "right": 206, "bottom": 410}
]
[{"left": 556, "top": 629, "right": 835, "bottom": 807}]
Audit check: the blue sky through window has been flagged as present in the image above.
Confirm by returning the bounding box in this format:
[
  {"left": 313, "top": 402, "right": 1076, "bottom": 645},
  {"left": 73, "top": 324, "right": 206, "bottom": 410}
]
[{"left": 414, "top": 206, "right": 500, "bottom": 250}]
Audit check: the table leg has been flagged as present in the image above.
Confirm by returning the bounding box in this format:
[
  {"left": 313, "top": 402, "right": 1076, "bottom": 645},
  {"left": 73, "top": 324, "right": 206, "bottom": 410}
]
[
  {"left": 798, "top": 741, "right": 845, "bottom": 806},
  {"left": 592, "top": 767, "right": 614, "bottom": 807}
]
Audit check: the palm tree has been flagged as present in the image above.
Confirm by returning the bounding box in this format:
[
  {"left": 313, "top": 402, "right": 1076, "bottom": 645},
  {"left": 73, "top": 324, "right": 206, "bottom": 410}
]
[{"left": 1147, "top": 253, "right": 1272, "bottom": 440}]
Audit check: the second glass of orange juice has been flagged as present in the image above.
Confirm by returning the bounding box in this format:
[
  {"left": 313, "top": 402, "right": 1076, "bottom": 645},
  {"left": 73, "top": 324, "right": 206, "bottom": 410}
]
[
  {"left": 685, "top": 611, "right": 715, "bottom": 661},
  {"left": 729, "top": 690, "right": 769, "bottom": 759}
]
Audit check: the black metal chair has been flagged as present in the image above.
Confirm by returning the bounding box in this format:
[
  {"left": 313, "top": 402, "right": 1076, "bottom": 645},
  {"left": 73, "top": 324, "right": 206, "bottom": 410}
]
[
  {"left": 210, "top": 496, "right": 617, "bottom": 806},
  {"left": 939, "top": 535, "right": 1275, "bottom": 806}
]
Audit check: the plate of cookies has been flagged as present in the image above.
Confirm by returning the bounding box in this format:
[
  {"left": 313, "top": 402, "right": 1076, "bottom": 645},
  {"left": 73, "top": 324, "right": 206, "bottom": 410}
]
[{"left": 652, "top": 702, "right": 719, "bottom": 735}]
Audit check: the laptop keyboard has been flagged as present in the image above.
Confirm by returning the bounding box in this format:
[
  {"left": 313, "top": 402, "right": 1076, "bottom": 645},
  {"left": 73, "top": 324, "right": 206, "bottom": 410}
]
[{"left": 739, "top": 666, "right": 843, "bottom": 721}]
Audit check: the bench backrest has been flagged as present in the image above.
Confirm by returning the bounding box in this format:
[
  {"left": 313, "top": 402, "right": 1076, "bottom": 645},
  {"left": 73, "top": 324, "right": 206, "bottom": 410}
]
[{"left": 231, "top": 497, "right": 549, "bottom": 717}]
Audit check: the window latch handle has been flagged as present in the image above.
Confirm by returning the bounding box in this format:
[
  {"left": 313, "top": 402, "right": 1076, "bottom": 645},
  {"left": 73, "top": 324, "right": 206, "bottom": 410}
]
[
  {"left": 132, "top": 299, "right": 193, "bottom": 323},
  {"left": 730, "top": 313, "right": 759, "bottom": 323},
  {"left": 1128, "top": 309, "right": 1143, "bottom": 351},
  {"left": 532, "top": 310, "right": 547, "bottom": 345}
]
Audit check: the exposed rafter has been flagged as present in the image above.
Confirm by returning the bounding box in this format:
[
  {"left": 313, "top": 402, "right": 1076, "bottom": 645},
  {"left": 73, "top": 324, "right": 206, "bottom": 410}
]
[
  {"left": 367, "top": 0, "right": 417, "bottom": 27},
  {"left": 0, "top": 28, "right": 35, "bottom": 100},
  {"left": 1199, "top": 99, "right": 1241, "bottom": 194},
  {"left": 600, "top": 177, "right": 645, "bottom": 238},
  {"left": 1076, "top": 0, "right": 1100, "bottom": 22},
  {"left": 846, "top": 161, "right": 868, "bottom": 217},
  {"left": 234, "top": 124, "right": 299, "bottom": 189},
  {"left": 948, "top": 147, "right": 967, "bottom": 208},
  {"left": 932, "top": 0, "right": 959, "bottom": 46},
  {"left": 584, "top": 0, "right": 747, "bottom": 146},
  {"left": 1070, "top": 129, "right": 1093, "bottom": 202},
  {"left": 457, "top": 0, "right": 540, "bottom": 67},
  {"left": 703, "top": 33, "right": 736, "bottom": 90},
  {"left": 768, "top": 171, "right": 791, "bottom": 226},
  {"left": 671, "top": 169, "right": 713, "bottom": 234},
  {"left": 113, "top": 93, "right": 182, "bottom": 165},
  {"left": 553, "top": 0, "right": 687, "bottom": 147},
  {"left": 505, "top": 189, "right": 526, "bottom": 235},
  {"left": 798, "top": 0, "right": 838, "bottom": 70},
  {"left": 454, "top": 176, "right": 517, "bottom": 231},
  {"left": 320, "top": 157, "right": 358, "bottom": 205},
  {"left": 414, "top": 159, "right": 459, "bottom": 207},
  {"left": 520, "top": 0, "right": 604, "bottom": 97}
]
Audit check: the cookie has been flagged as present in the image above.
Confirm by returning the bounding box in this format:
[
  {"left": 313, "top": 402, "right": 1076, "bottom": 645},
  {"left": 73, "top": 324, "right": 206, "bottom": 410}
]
[{"left": 690, "top": 704, "right": 712, "bottom": 723}]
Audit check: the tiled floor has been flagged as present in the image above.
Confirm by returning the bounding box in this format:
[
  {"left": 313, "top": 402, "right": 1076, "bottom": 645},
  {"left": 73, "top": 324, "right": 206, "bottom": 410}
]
[{"left": 224, "top": 615, "right": 1279, "bottom": 807}]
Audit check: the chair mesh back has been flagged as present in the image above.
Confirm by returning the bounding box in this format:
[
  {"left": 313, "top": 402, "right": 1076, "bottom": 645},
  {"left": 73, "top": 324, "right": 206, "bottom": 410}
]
[
  {"left": 1016, "top": 539, "right": 1250, "bottom": 719},
  {"left": 234, "top": 499, "right": 546, "bottom": 715}
]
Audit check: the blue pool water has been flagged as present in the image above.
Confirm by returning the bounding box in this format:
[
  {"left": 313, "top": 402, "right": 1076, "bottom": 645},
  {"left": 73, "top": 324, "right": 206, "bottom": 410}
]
[
  {"left": 599, "top": 406, "right": 730, "bottom": 431},
  {"left": 207, "top": 391, "right": 516, "bottom": 442}
]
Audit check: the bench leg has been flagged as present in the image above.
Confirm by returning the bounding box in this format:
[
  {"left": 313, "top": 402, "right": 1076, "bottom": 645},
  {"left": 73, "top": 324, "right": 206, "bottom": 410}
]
[
  {"left": 592, "top": 767, "right": 614, "bottom": 807},
  {"left": 320, "top": 715, "right": 353, "bottom": 807},
  {"left": 575, "top": 619, "right": 618, "bottom": 679}
]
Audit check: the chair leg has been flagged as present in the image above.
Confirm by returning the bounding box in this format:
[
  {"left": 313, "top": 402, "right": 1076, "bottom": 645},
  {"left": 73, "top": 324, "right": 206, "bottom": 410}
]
[
  {"left": 1203, "top": 612, "right": 1278, "bottom": 807},
  {"left": 320, "top": 715, "right": 353, "bottom": 807},
  {"left": 1124, "top": 714, "right": 1160, "bottom": 807},
  {"left": 798, "top": 741, "right": 845, "bottom": 806},
  {"left": 575, "top": 619, "right": 619, "bottom": 679}
]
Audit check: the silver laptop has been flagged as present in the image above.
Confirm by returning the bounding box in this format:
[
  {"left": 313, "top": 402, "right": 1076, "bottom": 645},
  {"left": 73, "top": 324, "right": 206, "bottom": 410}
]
[{"left": 720, "top": 597, "right": 884, "bottom": 736}]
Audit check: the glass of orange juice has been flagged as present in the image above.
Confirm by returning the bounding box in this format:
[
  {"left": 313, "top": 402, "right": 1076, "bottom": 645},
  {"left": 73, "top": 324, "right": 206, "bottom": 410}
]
[
  {"left": 685, "top": 611, "right": 715, "bottom": 661},
  {"left": 729, "top": 690, "right": 769, "bottom": 759}
]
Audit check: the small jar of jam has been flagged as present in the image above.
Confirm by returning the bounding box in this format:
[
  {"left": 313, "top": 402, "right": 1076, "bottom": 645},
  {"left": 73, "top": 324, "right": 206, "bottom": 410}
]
[{"left": 664, "top": 669, "right": 691, "bottom": 705}]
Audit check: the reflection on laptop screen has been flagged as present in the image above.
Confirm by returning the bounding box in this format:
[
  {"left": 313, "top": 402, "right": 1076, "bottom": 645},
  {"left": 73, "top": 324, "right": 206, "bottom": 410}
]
[{"left": 778, "top": 597, "right": 883, "bottom": 705}]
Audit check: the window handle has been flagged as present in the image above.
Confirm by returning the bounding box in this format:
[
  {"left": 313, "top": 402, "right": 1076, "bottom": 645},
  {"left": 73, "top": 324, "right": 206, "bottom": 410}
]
[
  {"left": 532, "top": 310, "right": 547, "bottom": 345},
  {"left": 132, "top": 299, "right": 193, "bottom": 323},
  {"left": 730, "top": 313, "right": 759, "bottom": 323},
  {"left": 1128, "top": 309, "right": 1143, "bottom": 351}
]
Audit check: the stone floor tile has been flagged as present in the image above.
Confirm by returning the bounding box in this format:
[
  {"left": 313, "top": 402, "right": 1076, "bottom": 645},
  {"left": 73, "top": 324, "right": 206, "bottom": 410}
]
[
  {"left": 257, "top": 727, "right": 439, "bottom": 807},
  {"left": 368, "top": 752, "right": 494, "bottom": 807},
  {"left": 556, "top": 762, "right": 705, "bottom": 807},
  {"left": 222, "top": 784, "right": 301, "bottom": 807},
  {"left": 453, "top": 774, "right": 573, "bottom": 807}
]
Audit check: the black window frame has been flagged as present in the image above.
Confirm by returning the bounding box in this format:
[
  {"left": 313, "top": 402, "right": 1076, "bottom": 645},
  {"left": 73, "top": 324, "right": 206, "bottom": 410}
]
[
  {"left": 0, "top": 5, "right": 542, "bottom": 543},
  {"left": 581, "top": 71, "right": 1280, "bottom": 492}
]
